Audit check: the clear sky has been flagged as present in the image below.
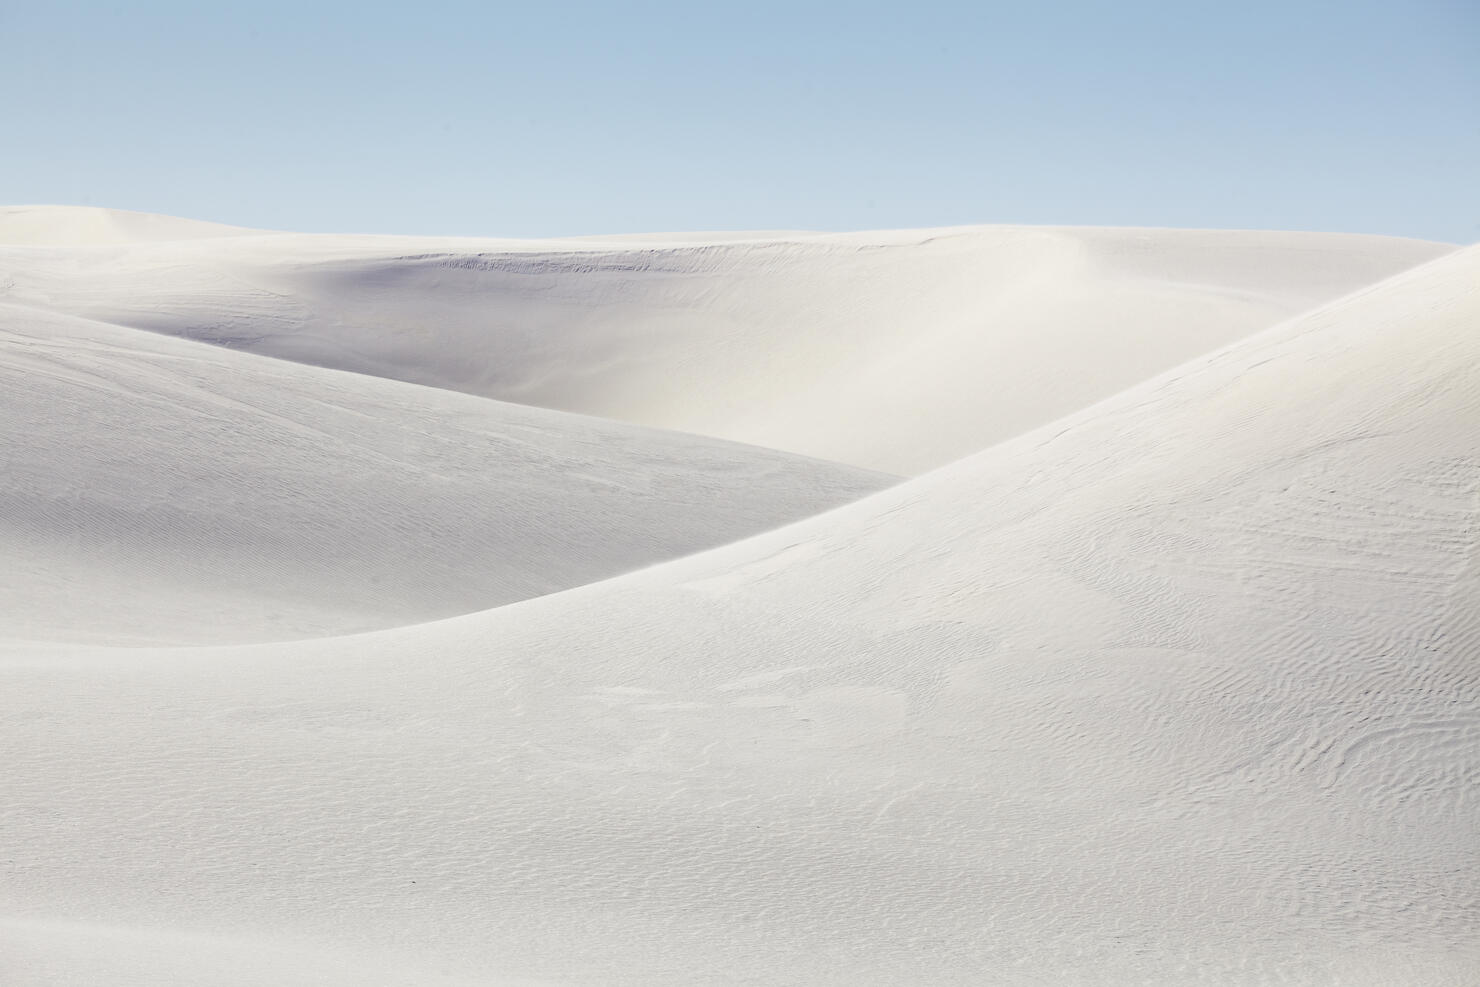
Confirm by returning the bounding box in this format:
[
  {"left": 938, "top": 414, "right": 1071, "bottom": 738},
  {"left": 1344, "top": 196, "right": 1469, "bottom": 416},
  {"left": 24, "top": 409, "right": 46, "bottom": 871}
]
[{"left": 5, "top": 0, "right": 1477, "bottom": 241}]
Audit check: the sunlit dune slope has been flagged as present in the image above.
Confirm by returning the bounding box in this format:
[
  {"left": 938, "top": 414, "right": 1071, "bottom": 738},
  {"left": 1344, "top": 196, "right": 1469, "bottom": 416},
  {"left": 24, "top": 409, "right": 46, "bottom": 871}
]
[{"left": 0, "top": 205, "right": 257, "bottom": 245}]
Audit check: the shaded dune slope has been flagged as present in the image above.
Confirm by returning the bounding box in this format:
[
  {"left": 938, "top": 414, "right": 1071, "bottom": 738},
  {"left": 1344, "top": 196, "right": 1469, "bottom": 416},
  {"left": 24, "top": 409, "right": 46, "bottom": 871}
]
[
  {"left": 0, "top": 302, "right": 892, "bottom": 645},
  {"left": 3, "top": 246, "right": 1476, "bottom": 983}
]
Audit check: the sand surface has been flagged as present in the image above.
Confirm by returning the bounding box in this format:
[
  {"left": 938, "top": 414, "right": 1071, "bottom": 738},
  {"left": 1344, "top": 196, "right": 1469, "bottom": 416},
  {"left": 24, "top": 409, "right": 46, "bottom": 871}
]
[
  {"left": 1, "top": 206, "right": 1449, "bottom": 473},
  {"left": 2, "top": 208, "right": 1475, "bottom": 985}
]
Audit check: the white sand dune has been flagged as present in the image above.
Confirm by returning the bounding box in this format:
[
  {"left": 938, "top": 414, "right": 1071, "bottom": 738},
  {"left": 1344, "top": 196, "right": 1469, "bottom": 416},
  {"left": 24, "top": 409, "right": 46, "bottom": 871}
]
[
  {"left": 0, "top": 205, "right": 256, "bottom": 245},
  {"left": 1, "top": 207, "right": 1451, "bottom": 473},
  {"left": 0, "top": 301, "right": 891, "bottom": 645},
  {"left": 3, "top": 238, "right": 1475, "bottom": 984}
]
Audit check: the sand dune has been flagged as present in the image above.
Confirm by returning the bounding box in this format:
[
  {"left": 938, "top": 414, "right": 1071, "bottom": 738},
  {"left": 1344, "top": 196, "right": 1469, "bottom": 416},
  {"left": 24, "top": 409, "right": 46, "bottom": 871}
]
[
  {"left": 1, "top": 208, "right": 1451, "bottom": 473},
  {"left": 0, "top": 301, "right": 890, "bottom": 645},
  {"left": 3, "top": 237, "right": 1474, "bottom": 983},
  {"left": 0, "top": 205, "right": 256, "bottom": 245}
]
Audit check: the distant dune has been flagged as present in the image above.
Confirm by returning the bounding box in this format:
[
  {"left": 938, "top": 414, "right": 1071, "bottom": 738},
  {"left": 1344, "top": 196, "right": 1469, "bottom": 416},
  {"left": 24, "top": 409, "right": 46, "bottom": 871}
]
[
  {"left": 0, "top": 205, "right": 256, "bottom": 245},
  {"left": 1, "top": 210, "right": 1475, "bottom": 985},
  {"left": 0, "top": 207, "right": 1451, "bottom": 473}
]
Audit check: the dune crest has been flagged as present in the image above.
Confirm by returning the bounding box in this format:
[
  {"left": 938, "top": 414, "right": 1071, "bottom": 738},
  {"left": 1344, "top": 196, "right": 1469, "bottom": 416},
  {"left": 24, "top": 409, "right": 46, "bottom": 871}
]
[{"left": 0, "top": 205, "right": 257, "bottom": 245}]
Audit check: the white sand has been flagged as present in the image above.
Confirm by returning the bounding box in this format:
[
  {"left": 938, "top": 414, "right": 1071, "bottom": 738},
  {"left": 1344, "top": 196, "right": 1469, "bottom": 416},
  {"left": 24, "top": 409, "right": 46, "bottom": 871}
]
[
  {"left": 1, "top": 210, "right": 1475, "bottom": 985},
  {"left": 0, "top": 205, "right": 257, "bottom": 245},
  {"left": 0, "top": 207, "right": 1449, "bottom": 474},
  {"left": 0, "top": 302, "right": 890, "bottom": 645}
]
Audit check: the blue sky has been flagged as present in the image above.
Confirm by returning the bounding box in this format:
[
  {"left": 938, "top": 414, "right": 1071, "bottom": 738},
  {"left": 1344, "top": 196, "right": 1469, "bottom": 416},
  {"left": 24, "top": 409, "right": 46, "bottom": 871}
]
[{"left": 5, "top": 1, "right": 1477, "bottom": 241}]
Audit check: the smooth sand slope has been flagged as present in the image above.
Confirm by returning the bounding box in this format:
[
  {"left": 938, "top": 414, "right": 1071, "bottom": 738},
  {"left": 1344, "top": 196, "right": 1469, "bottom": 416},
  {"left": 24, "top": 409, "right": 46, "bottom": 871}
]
[
  {"left": 0, "top": 207, "right": 1451, "bottom": 473},
  {"left": 0, "top": 205, "right": 256, "bottom": 245},
  {"left": 3, "top": 244, "right": 1476, "bottom": 984},
  {"left": 0, "top": 301, "right": 891, "bottom": 645}
]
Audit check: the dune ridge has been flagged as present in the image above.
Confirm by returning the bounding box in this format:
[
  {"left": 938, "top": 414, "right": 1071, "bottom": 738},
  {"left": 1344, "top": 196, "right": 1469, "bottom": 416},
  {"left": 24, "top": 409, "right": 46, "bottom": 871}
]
[{"left": 0, "top": 205, "right": 257, "bottom": 245}]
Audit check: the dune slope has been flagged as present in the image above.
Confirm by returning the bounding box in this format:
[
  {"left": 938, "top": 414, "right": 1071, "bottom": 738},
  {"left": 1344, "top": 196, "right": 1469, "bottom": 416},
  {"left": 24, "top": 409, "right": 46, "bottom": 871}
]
[
  {"left": 0, "top": 205, "right": 256, "bottom": 245},
  {"left": 2, "top": 246, "right": 1475, "bottom": 984},
  {"left": 0, "top": 302, "right": 892, "bottom": 645},
  {"left": 0, "top": 211, "right": 1451, "bottom": 473}
]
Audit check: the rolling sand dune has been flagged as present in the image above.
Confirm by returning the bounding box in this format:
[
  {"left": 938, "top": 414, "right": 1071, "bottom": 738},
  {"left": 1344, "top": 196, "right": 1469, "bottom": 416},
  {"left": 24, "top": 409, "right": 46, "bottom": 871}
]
[
  {"left": 3, "top": 232, "right": 1475, "bottom": 984},
  {"left": 0, "top": 302, "right": 891, "bottom": 645},
  {"left": 0, "top": 207, "right": 1451, "bottom": 473},
  {"left": 0, "top": 205, "right": 256, "bottom": 245}
]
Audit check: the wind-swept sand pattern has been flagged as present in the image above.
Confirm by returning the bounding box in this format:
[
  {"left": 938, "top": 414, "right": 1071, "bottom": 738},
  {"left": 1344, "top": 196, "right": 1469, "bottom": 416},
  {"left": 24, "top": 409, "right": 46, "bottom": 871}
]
[{"left": 1, "top": 213, "right": 1475, "bottom": 984}]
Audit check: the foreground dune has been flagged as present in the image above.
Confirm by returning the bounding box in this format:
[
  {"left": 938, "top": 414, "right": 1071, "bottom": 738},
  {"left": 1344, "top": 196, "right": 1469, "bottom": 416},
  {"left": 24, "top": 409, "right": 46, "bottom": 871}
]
[
  {"left": 3, "top": 239, "right": 1475, "bottom": 983},
  {"left": 0, "top": 207, "right": 1451, "bottom": 473},
  {"left": 0, "top": 302, "right": 891, "bottom": 645}
]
